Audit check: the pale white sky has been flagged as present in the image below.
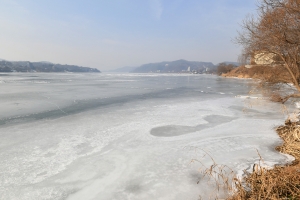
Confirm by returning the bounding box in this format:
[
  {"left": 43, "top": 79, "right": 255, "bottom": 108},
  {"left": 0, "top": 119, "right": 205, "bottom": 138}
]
[{"left": 0, "top": 0, "right": 257, "bottom": 70}]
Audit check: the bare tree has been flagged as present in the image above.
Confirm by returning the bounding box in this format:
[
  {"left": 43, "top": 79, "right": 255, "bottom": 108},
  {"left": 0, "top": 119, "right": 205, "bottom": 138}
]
[
  {"left": 217, "top": 63, "right": 236, "bottom": 75},
  {"left": 236, "top": 0, "right": 300, "bottom": 103}
]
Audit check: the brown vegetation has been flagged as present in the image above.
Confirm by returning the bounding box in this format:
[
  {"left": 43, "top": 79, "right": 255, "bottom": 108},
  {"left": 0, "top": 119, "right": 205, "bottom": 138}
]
[
  {"left": 236, "top": 0, "right": 300, "bottom": 102},
  {"left": 196, "top": 121, "right": 300, "bottom": 199},
  {"left": 220, "top": 65, "right": 300, "bottom": 198},
  {"left": 221, "top": 65, "right": 291, "bottom": 83},
  {"left": 228, "top": 120, "right": 300, "bottom": 200},
  {"left": 196, "top": 123, "right": 300, "bottom": 199},
  {"left": 205, "top": 1, "right": 300, "bottom": 198},
  {"left": 217, "top": 63, "right": 236, "bottom": 75},
  {"left": 192, "top": 151, "right": 236, "bottom": 200}
]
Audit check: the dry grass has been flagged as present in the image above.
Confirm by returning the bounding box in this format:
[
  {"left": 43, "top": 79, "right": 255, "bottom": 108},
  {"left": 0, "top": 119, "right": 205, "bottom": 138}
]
[
  {"left": 219, "top": 63, "right": 300, "bottom": 199},
  {"left": 269, "top": 93, "right": 286, "bottom": 103},
  {"left": 202, "top": 66, "right": 300, "bottom": 198},
  {"left": 228, "top": 121, "right": 300, "bottom": 200},
  {"left": 228, "top": 164, "right": 300, "bottom": 200},
  {"left": 276, "top": 122, "right": 300, "bottom": 159},
  {"left": 222, "top": 65, "right": 291, "bottom": 84},
  {"left": 192, "top": 150, "right": 236, "bottom": 200},
  {"left": 195, "top": 120, "right": 300, "bottom": 199}
]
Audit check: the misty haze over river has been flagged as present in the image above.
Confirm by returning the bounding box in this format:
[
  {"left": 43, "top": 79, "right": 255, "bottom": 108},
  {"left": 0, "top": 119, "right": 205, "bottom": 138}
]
[{"left": 0, "top": 73, "right": 292, "bottom": 199}]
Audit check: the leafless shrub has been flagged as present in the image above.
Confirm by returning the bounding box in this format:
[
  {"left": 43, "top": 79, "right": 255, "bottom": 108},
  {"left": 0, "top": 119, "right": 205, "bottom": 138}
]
[{"left": 217, "top": 63, "right": 237, "bottom": 75}]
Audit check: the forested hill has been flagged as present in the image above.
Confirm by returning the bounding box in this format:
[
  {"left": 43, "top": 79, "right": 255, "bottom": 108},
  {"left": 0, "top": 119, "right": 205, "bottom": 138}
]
[
  {"left": 131, "top": 59, "right": 216, "bottom": 73},
  {"left": 0, "top": 60, "right": 100, "bottom": 73}
]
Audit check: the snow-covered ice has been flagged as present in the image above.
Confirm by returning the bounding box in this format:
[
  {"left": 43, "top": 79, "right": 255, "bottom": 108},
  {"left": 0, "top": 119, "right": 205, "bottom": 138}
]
[{"left": 0, "top": 73, "right": 291, "bottom": 200}]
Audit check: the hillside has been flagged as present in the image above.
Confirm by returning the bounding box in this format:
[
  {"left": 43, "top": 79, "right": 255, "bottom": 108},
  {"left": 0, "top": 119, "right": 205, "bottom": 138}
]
[
  {"left": 0, "top": 60, "right": 100, "bottom": 73},
  {"left": 131, "top": 59, "right": 216, "bottom": 73}
]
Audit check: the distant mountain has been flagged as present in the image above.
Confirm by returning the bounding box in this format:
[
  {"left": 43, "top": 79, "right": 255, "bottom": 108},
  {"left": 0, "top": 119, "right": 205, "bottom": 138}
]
[
  {"left": 0, "top": 60, "right": 100, "bottom": 73},
  {"left": 131, "top": 59, "right": 216, "bottom": 73},
  {"left": 108, "top": 66, "right": 138, "bottom": 73}
]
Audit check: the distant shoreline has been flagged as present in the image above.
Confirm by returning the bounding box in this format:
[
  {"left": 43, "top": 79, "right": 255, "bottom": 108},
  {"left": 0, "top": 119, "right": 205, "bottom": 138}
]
[{"left": 0, "top": 60, "right": 100, "bottom": 73}]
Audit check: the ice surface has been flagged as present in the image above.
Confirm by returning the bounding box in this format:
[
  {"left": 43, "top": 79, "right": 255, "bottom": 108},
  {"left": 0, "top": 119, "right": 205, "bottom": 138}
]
[
  {"left": 150, "top": 115, "right": 237, "bottom": 137},
  {"left": 0, "top": 73, "right": 291, "bottom": 200}
]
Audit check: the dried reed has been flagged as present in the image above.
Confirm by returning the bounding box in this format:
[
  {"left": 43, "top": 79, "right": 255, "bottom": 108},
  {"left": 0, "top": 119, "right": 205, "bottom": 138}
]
[
  {"left": 228, "top": 120, "right": 300, "bottom": 200},
  {"left": 192, "top": 150, "right": 236, "bottom": 200},
  {"left": 195, "top": 120, "right": 300, "bottom": 200}
]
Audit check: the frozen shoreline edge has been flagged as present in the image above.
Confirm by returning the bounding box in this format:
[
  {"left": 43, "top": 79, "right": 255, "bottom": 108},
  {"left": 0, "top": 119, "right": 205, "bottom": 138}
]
[{"left": 222, "top": 74, "right": 299, "bottom": 199}]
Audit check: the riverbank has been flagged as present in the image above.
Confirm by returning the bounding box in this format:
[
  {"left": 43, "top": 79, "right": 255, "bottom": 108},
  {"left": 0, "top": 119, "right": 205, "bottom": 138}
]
[
  {"left": 221, "top": 65, "right": 291, "bottom": 84},
  {"left": 228, "top": 120, "right": 300, "bottom": 199},
  {"left": 221, "top": 67, "right": 300, "bottom": 199}
]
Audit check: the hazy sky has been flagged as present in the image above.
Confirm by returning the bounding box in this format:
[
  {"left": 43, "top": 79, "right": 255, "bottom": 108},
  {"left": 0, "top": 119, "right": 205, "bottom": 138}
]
[{"left": 0, "top": 0, "right": 256, "bottom": 70}]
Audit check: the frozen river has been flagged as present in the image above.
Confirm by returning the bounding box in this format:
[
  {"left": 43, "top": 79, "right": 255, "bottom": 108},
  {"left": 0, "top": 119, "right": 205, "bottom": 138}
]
[{"left": 0, "top": 73, "right": 291, "bottom": 199}]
